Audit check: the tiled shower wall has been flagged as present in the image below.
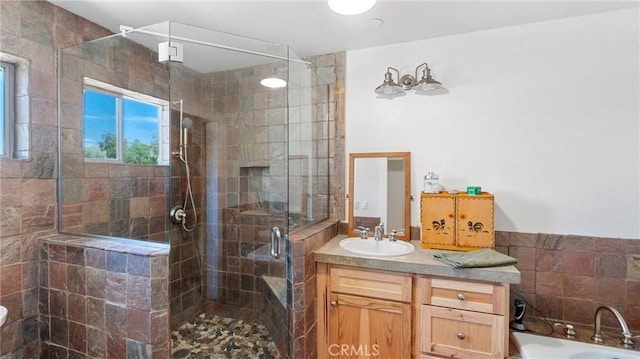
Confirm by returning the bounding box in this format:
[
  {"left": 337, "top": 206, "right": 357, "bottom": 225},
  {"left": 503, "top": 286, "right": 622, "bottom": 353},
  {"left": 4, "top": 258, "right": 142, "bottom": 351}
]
[{"left": 198, "top": 52, "right": 343, "bottom": 318}]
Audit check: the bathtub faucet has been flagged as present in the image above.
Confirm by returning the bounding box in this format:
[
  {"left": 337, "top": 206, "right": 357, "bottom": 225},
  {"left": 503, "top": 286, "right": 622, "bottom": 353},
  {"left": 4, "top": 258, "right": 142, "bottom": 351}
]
[{"left": 591, "top": 305, "right": 635, "bottom": 349}]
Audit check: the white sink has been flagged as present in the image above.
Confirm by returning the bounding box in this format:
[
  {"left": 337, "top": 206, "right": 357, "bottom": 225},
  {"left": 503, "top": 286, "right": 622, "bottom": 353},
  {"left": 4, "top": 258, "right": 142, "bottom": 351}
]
[
  {"left": 512, "top": 331, "right": 638, "bottom": 359},
  {"left": 0, "top": 305, "right": 7, "bottom": 327},
  {"left": 339, "top": 238, "right": 415, "bottom": 257}
]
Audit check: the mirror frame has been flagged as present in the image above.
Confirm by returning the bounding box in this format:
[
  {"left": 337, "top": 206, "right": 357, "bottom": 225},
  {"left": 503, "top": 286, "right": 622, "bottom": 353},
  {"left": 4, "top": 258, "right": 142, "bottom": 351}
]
[{"left": 348, "top": 152, "right": 411, "bottom": 241}]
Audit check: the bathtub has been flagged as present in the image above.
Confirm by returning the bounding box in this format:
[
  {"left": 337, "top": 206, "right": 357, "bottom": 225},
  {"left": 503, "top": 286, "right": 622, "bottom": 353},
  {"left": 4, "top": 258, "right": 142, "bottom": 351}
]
[{"left": 512, "top": 331, "right": 639, "bottom": 359}]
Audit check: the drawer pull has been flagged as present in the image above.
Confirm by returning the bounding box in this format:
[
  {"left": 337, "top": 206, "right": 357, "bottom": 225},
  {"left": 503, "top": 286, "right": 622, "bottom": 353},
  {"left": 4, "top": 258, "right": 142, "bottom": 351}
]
[
  {"left": 330, "top": 301, "right": 337, "bottom": 307},
  {"left": 457, "top": 332, "right": 466, "bottom": 340},
  {"left": 457, "top": 293, "right": 466, "bottom": 301}
]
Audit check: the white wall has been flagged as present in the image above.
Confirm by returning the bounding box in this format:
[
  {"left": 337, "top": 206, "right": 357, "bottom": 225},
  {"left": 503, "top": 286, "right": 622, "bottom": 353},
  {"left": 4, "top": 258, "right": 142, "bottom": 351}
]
[{"left": 346, "top": 9, "right": 640, "bottom": 239}]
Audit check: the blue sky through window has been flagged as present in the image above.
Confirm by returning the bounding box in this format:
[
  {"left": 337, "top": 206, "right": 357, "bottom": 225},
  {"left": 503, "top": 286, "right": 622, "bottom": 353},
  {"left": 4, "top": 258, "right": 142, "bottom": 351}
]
[
  {"left": 123, "top": 97, "right": 160, "bottom": 145},
  {"left": 84, "top": 90, "right": 117, "bottom": 158},
  {"left": 84, "top": 89, "right": 160, "bottom": 160}
]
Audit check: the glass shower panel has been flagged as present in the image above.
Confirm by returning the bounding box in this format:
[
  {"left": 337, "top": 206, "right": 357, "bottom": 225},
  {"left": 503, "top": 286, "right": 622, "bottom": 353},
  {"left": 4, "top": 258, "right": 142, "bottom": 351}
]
[
  {"left": 287, "top": 60, "right": 331, "bottom": 231},
  {"left": 165, "top": 21, "right": 292, "bottom": 355},
  {"left": 57, "top": 22, "right": 172, "bottom": 241}
]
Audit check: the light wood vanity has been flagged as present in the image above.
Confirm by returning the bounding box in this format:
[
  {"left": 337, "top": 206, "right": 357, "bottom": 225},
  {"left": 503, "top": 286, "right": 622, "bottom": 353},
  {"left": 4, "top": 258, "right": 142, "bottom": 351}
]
[{"left": 315, "top": 236, "right": 520, "bottom": 359}]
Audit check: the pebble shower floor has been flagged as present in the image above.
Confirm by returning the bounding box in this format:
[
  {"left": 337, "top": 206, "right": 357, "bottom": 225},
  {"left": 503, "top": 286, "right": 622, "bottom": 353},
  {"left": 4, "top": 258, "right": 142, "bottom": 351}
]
[{"left": 171, "top": 314, "right": 280, "bottom": 359}]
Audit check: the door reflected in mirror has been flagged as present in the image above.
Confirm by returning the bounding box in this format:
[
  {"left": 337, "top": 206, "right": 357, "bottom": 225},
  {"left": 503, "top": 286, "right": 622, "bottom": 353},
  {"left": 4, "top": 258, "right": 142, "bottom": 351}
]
[{"left": 348, "top": 152, "right": 411, "bottom": 241}]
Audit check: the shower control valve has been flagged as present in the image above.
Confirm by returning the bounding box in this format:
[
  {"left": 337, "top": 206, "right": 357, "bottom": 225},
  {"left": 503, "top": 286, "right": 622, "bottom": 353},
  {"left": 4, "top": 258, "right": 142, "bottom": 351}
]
[{"left": 170, "top": 205, "right": 187, "bottom": 224}]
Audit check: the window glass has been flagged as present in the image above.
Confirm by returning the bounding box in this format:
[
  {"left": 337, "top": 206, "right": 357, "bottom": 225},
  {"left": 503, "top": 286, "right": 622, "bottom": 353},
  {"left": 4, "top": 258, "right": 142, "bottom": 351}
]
[
  {"left": 123, "top": 97, "right": 160, "bottom": 165},
  {"left": 83, "top": 89, "right": 118, "bottom": 160},
  {"left": 83, "top": 83, "right": 165, "bottom": 165}
]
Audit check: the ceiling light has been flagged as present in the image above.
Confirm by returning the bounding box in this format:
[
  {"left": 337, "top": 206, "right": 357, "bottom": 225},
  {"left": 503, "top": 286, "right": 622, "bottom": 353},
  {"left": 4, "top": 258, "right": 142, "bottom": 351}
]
[
  {"left": 328, "top": 0, "right": 376, "bottom": 15},
  {"left": 260, "top": 77, "right": 287, "bottom": 89},
  {"left": 374, "top": 62, "right": 447, "bottom": 99}
]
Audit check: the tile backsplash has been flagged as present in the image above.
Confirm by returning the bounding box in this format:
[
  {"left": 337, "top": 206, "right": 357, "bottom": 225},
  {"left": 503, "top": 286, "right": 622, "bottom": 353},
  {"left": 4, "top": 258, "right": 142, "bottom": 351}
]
[{"left": 496, "top": 231, "right": 640, "bottom": 332}]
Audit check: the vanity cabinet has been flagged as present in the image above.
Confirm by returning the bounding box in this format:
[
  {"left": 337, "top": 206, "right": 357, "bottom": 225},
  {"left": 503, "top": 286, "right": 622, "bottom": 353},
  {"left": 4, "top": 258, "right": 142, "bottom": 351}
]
[
  {"left": 317, "top": 264, "right": 511, "bottom": 359},
  {"left": 316, "top": 265, "right": 412, "bottom": 359},
  {"left": 415, "top": 276, "right": 509, "bottom": 359},
  {"left": 420, "top": 192, "right": 495, "bottom": 251}
]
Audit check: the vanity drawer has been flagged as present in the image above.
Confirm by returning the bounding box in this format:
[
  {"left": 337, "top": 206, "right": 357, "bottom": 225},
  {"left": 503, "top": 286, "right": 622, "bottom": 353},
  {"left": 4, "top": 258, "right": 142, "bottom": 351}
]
[
  {"left": 419, "top": 305, "right": 504, "bottom": 359},
  {"left": 330, "top": 266, "right": 412, "bottom": 302},
  {"left": 416, "top": 277, "right": 505, "bottom": 315}
]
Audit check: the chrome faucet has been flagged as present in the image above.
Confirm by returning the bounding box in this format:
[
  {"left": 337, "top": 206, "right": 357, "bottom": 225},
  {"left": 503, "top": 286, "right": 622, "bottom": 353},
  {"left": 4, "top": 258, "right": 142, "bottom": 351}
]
[
  {"left": 591, "top": 305, "right": 636, "bottom": 349},
  {"left": 373, "top": 223, "right": 384, "bottom": 241}
]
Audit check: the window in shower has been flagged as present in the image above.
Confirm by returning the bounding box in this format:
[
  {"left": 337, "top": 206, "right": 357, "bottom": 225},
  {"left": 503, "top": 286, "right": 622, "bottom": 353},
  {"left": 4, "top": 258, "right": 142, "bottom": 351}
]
[
  {"left": 83, "top": 78, "right": 170, "bottom": 165},
  {"left": 0, "top": 60, "right": 16, "bottom": 156}
]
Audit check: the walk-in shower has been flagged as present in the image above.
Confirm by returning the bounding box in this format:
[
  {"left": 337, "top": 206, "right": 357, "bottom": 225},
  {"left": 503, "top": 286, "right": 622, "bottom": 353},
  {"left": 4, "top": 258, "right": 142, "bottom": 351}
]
[{"left": 57, "top": 20, "right": 335, "bottom": 358}]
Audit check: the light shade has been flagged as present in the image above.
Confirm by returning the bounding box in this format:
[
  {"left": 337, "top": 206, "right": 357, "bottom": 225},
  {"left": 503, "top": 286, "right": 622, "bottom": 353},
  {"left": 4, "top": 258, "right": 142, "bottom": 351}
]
[
  {"left": 328, "top": 0, "right": 376, "bottom": 15},
  {"left": 374, "top": 67, "right": 404, "bottom": 97},
  {"left": 260, "top": 77, "right": 287, "bottom": 89},
  {"left": 414, "top": 63, "right": 444, "bottom": 94}
]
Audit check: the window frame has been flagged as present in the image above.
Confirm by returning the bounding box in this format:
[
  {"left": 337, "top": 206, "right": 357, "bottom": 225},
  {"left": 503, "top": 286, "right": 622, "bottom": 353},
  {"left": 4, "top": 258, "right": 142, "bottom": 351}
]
[
  {"left": 1, "top": 60, "right": 16, "bottom": 157},
  {"left": 83, "top": 78, "right": 169, "bottom": 165}
]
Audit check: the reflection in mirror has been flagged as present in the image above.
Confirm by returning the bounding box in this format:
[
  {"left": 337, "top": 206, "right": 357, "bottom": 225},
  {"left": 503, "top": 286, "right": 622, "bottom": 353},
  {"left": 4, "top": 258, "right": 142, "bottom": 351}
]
[{"left": 348, "top": 152, "right": 411, "bottom": 241}]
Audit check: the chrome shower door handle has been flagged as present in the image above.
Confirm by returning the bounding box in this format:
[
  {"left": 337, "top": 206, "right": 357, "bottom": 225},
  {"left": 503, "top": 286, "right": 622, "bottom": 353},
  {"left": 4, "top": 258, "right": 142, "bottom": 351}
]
[{"left": 270, "top": 226, "right": 281, "bottom": 259}]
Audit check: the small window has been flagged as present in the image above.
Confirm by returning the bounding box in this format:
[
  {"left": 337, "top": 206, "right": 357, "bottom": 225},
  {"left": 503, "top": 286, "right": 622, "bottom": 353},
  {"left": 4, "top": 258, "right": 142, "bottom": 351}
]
[
  {"left": 1, "top": 61, "right": 16, "bottom": 156},
  {"left": 83, "top": 79, "right": 168, "bottom": 165}
]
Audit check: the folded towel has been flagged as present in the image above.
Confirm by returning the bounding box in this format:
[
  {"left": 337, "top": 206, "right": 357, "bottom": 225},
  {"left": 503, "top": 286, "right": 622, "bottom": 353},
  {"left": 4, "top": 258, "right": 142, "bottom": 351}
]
[{"left": 434, "top": 248, "right": 518, "bottom": 268}]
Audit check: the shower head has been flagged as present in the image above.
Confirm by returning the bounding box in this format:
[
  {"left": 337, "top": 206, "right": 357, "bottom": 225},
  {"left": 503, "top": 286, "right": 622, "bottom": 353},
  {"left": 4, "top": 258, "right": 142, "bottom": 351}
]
[{"left": 182, "top": 118, "right": 193, "bottom": 129}]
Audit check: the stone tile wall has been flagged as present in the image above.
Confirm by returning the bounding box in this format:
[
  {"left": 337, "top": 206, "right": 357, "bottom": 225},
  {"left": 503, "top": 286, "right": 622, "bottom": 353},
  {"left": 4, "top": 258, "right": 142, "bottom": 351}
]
[
  {"left": 499, "top": 231, "right": 640, "bottom": 332},
  {"left": 38, "top": 235, "right": 170, "bottom": 358},
  {"left": 287, "top": 220, "right": 340, "bottom": 359},
  {"left": 0, "top": 1, "right": 112, "bottom": 356}
]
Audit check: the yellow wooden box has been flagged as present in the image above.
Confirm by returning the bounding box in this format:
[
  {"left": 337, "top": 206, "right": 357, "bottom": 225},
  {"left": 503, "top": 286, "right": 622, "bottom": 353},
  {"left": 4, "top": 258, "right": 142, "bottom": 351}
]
[{"left": 420, "top": 192, "right": 494, "bottom": 251}]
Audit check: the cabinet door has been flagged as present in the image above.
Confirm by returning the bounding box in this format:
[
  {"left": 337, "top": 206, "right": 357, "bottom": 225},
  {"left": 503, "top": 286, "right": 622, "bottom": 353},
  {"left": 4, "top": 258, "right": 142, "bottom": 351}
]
[
  {"left": 419, "top": 305, "right": 504, "bottom": 359},
  {"left": 421, "top": 195, "right": 456, "bottom": 247},
  {"left": 328, "top": 293, "right": 411, "bottom": 359},
  {"left": 456, "top": 196, "right": 494, "bottom": 248}
]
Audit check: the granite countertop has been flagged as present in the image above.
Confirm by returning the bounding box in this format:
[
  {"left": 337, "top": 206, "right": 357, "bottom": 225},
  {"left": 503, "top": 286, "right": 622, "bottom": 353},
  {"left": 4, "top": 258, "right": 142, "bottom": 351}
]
[{"left": 315, "top": 235, "right": 521, "bottom": 284}]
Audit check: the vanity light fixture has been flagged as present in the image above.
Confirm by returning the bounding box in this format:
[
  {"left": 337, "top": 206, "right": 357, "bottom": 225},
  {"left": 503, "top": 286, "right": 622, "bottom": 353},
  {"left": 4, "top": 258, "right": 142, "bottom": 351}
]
[
  {"left": 375, "top": 62, "right": 447, "bottom": 99},
  {"left": 328, "top": 0, "right": 376, "bottom": 15}
]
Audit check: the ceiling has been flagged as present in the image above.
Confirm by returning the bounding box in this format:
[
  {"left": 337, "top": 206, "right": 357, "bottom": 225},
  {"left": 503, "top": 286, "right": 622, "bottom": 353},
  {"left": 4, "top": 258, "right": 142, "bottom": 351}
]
[{"left": 49, "top": 0, "right": 639, "bottom": 72}]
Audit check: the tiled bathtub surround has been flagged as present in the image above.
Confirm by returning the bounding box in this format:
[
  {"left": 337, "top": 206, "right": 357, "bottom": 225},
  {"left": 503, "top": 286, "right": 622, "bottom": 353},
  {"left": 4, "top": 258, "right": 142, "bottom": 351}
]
[
  {"left": 38, "top": 235, "right": 170, "bottom": 358},
  {"left": 499, "top": 231, "right": 640, "bottom": 332}
]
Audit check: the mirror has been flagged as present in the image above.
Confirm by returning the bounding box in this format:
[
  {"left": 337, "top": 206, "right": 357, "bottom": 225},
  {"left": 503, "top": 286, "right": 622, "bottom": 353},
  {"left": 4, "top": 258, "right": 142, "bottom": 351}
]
[{"left": 348, "top": 152, "right": 411, "bottom": 241}]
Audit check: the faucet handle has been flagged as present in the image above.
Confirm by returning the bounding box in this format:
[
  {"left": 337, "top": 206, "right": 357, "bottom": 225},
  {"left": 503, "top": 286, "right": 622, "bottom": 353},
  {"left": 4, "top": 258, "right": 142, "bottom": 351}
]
[
  {"left": 355, "top": 226, "right": 370, "bottom": 239},
  {"left": 389, "top": 229, "right": 404, "bottom": 242},
  {"left": 622, "top": 332, "right": 636, "bottom": 348},
  {"left": 554, "top": 322, "right": 577, "bottom": 339}
]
